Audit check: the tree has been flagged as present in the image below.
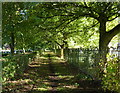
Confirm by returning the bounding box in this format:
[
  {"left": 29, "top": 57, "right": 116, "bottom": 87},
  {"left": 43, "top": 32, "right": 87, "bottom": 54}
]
[
  {"left": 3, "top": 2, "right": 120, "bottom": 61},
  {"left": 2, "top": 2, "right": 25, "bottom": 55},
  {"left": 2, "top": 2, "right": 41, "bottom": 54},
  {"left": 32, "top": 2, "right": 120, "bottom": 63}
]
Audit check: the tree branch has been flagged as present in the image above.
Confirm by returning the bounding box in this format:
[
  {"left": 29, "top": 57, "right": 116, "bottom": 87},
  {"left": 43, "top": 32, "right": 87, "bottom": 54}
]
[
  {"left": 107, "top": 24, "right": 120, "bottom": 38},
  {"left": 36, "top": 14, "right": 74, "bottom": 19},
  {"left": 103, "top": 2, "right": 111, "bottom": 13},
  {"left": 85, "top": 22, "right": 99, "bottom": 29},
  {"left": 107, "top": 15, "right": 119, "bottom": 21}
]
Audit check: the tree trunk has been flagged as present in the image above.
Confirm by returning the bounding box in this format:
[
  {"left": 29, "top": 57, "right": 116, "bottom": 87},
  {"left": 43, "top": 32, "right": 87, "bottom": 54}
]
[
  {"left": 99, "top": 20, "right": 108, "bottom": 62},
  {"left": 23, "top": 48, "right": 25, "bottom": 54},
  {"left": 60, "top": 45, "right": 64, "bottom": 59},
  {"left": 63, "top": 40, "right": 68, "bottom": 49},
  {"left": 99, "top": 23, "right": 120, "bottom": 61},
  {"left": 10, "top": 32, "right": 15, "bottom": 56},
  {"left": 99, "top": 20, "right": 120, "bottom": 77},
  {"left": 99, "top": 34, "right": 109, "bottom": 63},
  {"left": 98, "top": 19, "right": 110, "bottom": 77},
  {"left": 99, "top": 19, "right": 120, "bottom": 62}
]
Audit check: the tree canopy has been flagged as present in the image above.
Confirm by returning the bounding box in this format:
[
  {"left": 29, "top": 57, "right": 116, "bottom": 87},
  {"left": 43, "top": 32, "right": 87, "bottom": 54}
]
[{"left": 2, "top": 2, "right": 120, "bottom": 55}]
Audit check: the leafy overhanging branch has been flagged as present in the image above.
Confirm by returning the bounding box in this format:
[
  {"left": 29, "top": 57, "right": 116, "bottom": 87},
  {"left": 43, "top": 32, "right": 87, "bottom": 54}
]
[{"left": 107, "top": 23, "right": 120, "bottom": 37}]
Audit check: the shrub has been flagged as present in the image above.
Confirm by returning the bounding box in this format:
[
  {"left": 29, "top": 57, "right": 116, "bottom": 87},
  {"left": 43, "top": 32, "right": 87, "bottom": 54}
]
[
  {"left": 2, "top": 57, "right": 17, "bottom": 81},
  {"left": 2, "top": 52, "right": 37, "bottom": 82},
  {"left": 102, "top": 57, "right": 120, "bottom": 93}
]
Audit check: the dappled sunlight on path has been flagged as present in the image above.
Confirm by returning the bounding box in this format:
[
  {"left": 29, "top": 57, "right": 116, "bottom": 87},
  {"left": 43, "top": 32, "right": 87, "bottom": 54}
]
[{"left": 2, "top": 52, "right": 114, "bottom": 93}]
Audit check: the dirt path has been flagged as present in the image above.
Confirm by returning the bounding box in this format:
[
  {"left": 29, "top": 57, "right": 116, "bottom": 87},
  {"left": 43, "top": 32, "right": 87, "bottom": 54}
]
[{"left": 2, "top": 52, "right": 115, "bottom": 93}]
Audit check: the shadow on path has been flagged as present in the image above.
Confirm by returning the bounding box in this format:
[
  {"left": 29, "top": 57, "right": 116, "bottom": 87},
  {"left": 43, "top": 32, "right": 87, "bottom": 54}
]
[{"left": 2, "top": 52, "right": 116, "bottom": 93}]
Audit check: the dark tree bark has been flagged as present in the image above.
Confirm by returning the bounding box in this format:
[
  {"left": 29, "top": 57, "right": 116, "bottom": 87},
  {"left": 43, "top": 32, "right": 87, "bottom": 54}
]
[
  {"left": 99, "top": 19, "right": 108, "bottom": 63},
  {"left": 10, "top": 32, "right": 15, "bottom": 55},
  {"left": 98, "top": 17, "right": 120, "bottom": 75},
  {"left": 99, "top": 23, "right": 120, "bottom": 60},
  {"left": 97, "top": 14, "right": 120, "bottom": 77}
]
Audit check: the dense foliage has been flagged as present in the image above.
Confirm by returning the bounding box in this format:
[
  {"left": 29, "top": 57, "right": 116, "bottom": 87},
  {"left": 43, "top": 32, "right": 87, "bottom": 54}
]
[
  {"left": 2, "top": 53, "right": 36, "bottom": 82},
  {"left": 102, "top": 57, "right": 120, "bottom": 92},
  {"left": 2, "top": 2, "right": 120, "bottom": 51}
]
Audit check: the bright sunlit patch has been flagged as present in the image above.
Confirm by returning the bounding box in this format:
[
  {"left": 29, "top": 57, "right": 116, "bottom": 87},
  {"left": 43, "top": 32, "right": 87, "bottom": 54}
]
[
  {"left": 33, "top": 87, "right": 48, "bottom": 91},
  {"left": 6, "top": 79, "right": 33, "bottom": 84},
  {"left": 39, "top": 57, "right": 48, "bottom": 59},
  {"left": 56, "top": 84, "right": 80, "bottom": 91},
  {"left": 63, "top": 85, "right": 78, "bottom": 89},
  {"left": 41, "top": 62, "right": 49, "bottom": 65},
  {"left": 43, "top": 81, "right": 50, "bottom": 85},
  {"left": 24, "top": 73, "right": 29, "bottom": 76},
  {"left": 58, "top": 75, "right": 74, "bottom": 79},
  {"left": 28, "top": 65, "right": 41, "bottom": 67}
]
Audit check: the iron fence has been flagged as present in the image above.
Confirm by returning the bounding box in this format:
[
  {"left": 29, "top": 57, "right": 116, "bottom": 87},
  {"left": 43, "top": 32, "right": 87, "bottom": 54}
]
[{"left": 55, "top": 48, "right": 119, "bottom": 79}]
